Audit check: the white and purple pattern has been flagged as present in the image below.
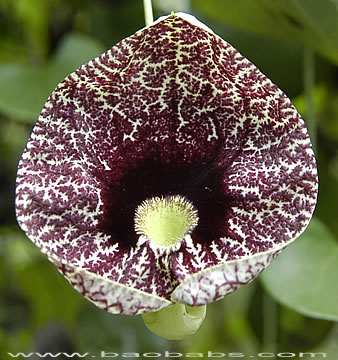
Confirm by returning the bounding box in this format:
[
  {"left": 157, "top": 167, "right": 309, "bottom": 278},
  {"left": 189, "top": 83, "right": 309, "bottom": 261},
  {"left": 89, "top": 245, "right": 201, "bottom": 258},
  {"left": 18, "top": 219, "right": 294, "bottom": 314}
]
[{"left": 15, "top": 13, "right": 318, "bottom": 315}]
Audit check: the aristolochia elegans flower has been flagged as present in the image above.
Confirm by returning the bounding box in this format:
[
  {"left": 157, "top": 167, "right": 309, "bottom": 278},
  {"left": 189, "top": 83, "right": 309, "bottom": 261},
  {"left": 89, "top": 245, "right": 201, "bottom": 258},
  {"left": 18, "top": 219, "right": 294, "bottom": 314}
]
[{"left": 15, "top": 13, "right": 318, "bottom": 340}]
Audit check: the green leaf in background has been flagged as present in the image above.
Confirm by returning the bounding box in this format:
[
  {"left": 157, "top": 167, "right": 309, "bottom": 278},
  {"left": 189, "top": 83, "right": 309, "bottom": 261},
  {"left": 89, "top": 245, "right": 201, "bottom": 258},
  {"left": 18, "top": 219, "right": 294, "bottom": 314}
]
[
  {"left": 1, "top": 0, "right": 51, "bottom": 60},
  {"left": 261, "top": 217, "right": 338, "bottom": 321},
  {"left": 192, "top": 0, "right": 338, "bottom": 64},
  {"left": 312, "top": 324, "right": 338, "bottom": 360},
  {"left": 0, "top": 33, "right": 105, "bottom": 123},
  {"left": 293, "top": 84, "right": 338, "bottom": 143},
  {"left": 0, "top": 227, "right": 85, "bottom": 328}
]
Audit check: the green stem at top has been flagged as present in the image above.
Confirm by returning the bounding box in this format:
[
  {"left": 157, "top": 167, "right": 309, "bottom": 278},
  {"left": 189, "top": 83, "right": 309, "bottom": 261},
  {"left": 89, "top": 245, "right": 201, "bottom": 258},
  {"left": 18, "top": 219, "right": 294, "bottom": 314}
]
[
  {"left": 304, "top": 47, "right": 317, "bottom": 153},
  {"left": 143, "top": 0, "right": 154, "bottom": 26}
]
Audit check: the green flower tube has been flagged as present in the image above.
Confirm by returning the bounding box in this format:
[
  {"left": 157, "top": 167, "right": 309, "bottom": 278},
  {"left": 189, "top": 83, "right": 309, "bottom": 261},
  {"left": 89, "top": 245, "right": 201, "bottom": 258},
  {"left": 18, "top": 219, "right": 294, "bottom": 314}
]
[{"left": 142, "top": 303, "right": 207, "bottom": 340}]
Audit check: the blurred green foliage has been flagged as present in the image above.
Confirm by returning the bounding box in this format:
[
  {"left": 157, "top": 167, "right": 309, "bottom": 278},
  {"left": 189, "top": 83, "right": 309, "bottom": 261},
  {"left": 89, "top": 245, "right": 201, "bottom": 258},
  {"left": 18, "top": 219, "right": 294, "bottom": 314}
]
[
  {"left": 192, "top": 0, "right": 338, "bottom": 65},
  {"left": 0, "top": 0, "right": 337, "bottom": 358},
  {"left": 261, "top": 218, "right": 338, "bottom": 321}
]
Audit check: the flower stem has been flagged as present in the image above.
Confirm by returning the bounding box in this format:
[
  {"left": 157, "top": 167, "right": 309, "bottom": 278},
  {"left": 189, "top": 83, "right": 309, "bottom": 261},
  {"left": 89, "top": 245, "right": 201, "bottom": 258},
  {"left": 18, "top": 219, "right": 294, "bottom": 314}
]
[
  {"left": 304, "top": 47, "right": 317, "bottom": 153},
  {"left": 143, "top": 0, "right": 154, "bottom": 26}
]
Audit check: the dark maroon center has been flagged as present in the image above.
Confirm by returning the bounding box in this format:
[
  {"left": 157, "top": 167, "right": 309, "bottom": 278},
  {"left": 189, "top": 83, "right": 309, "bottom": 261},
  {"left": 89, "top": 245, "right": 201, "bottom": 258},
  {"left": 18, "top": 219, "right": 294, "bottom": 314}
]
[{"left": 98, "top": 154, "right": 236, "bottom": 249}]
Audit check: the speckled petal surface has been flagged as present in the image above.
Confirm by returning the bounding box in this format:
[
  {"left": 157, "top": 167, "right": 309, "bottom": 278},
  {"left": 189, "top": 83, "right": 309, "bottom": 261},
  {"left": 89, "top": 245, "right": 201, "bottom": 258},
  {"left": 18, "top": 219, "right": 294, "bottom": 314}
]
[
  {"left": 53, "top": 256, "right": 171, "bottom": 315},
  {"left": 15, "top": 12, "right": 318, "bottom": 313},
  {"left": 171, "top": 249, "right": 282, "bottom": 305}
]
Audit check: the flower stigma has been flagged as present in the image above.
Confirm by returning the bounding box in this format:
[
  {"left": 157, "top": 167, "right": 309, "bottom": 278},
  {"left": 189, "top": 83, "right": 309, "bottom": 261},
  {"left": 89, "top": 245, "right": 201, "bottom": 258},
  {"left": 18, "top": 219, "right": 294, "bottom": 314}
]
[{"left": 134, "top": 195, "right": 198, "bottom": 247}]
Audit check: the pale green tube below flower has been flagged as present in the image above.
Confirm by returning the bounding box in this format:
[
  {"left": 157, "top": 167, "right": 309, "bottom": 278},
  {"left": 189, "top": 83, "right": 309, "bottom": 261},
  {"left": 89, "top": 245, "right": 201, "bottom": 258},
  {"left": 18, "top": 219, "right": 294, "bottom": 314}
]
[{"left": 142, "top": 303, "right": 207, "bottom": 340}]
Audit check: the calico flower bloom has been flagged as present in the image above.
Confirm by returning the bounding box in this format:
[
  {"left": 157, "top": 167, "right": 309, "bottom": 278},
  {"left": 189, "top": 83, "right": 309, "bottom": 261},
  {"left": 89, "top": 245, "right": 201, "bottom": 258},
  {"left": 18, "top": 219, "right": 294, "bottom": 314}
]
[{"left": 15, "top": 13, "right": 318, "bottom": 339}]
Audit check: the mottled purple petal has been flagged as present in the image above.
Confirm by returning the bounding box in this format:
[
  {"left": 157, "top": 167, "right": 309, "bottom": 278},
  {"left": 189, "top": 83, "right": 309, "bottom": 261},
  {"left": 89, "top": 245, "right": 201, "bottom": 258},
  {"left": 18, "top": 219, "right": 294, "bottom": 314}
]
[
  {"left": 171, "top": 249, "right": 282, "bottom": 305},
  {"left": 15, "top": 13, "right": 318, "bottom": 313},
  {"left": 53, "top": 256, "right": 171, "bottom": 315}
]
